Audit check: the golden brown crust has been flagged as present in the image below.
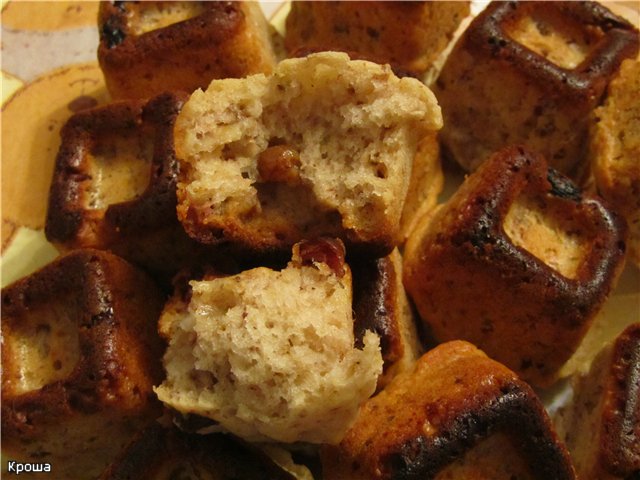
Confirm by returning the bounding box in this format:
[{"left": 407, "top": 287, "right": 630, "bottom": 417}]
[
  {"left": 284, "top": 1, "right": 470, "bottom": 76},
  {"left": 403, "top": 145, "right": 627, "bottom": 386},
  {"left": 321, "top": 341, "right": 576, "bottom": 479},
  {"left": 434, "top": 1, "right": 639, "bottom": 180},
  {"left": 98, "top": 1, "right": 277, "bottom": 100},
  {"left": 44, "top": 92, "right": 236, "bottom": 281},
  {"left": 100, "top": 423, "right": 298, "bottom": 480},
  {"left": 1, "top": 249, "right": 165, "bottom": 479}
]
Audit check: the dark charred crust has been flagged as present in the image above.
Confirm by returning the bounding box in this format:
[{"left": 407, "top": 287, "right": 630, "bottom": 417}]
[
  {"left": 384, "top": 382, "right": 575, "bottom": 479},
  {"left": 45, "top": 95, "right": 179, "bottom": 243},
  {"left": 297, "top": 238, "right": 347, "bottom": 277},
  {"left": 103, "top": 92, "right": 188, "bottom": 232},
  {"left": 98, "top": 2, "right": 245, "bottom": 68},
  {"left": 454, "top": 146, "right": 626, "bottom": 329},
  {"left": 1, "top": 249, "right": 164, "bottom": 441},
  {"left": 352, "top": 256, "right": 402, "bottom": 366},
  {"left": 101, "top": 17, "right": 127, "bottom": 49},
  {"left": 44, "top": 92, "right": 237, "bottom": 282},
  {"left": 406, "top": 144, "right": 627, "bottom": 385},
  {"left": 602, "top": 323, "right": 640, "bottom": 476},
  {"left": 101, "top": 423, "right": 298, "bottom": 480},
  {"left": 468, "top": 2, "right": 639, "bottom": 102},
  {"left": 547, "top": 168, "right": 582, "bottom": 201}
]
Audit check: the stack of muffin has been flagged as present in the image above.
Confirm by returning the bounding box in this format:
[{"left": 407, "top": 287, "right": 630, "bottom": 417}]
[{"left": 2, "top": 2, "right": 638, "bottom": 479}]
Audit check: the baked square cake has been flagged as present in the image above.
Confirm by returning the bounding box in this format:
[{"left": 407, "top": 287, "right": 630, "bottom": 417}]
[
  {"left": 555, "top": 323, "right": 639, "bottom": 479},
  {"left": 1, "top": 249, "right": 165, "bottom": 479},
  {"left": 45, "top": 92, "right": 230, "bottom": 280},
  {"left": 154, "top": 238, "right": 383, "bottom": 445},
  {"left": 174, "top": 51, "right": 442, "bottom": 256},
  {"left": 284, "top": 1, "right": 470, "bottom": 77},
  {"left": 98, "top": 1, "right": 278, "bottom": 100},
  {"left": 434, "top": 1, "right": 639, "bottom": 180},
  {"left": 321, "top": 341, "right": 576, "bottom": 479},
  {"left": 403, "top": 145, "right": 627, "bottom": 387}
]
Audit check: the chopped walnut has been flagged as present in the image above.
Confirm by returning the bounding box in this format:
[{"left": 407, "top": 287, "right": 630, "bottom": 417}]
[{"left": 257, "top": 145, "right": 301, "bottom": 184}]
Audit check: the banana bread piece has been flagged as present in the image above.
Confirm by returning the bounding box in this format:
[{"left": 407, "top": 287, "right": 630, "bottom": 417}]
[
  {"left": 591, "top": 59, "right": 640, "bottom": 267},
  {"left": 321, "top": 341, "right": 576, "bottom": 479},
  {"left": 98, "top": 1, "right": 278, "bottom": 100},
  {"left": 155, "top": 238, "right": 383, "bottom": 445},
  {"left": 555, "top": 323, "right": 639, "bottom": 480},
  {"left": 45, "top": 92, "right": 233, "bottom": 281},
  {"left": 434, "top": 1, "right": 639, "bottom": 180},
  {"left": 403, "top": 145, "right": 627, "bottom": 387},
  {"left": 100, "top": 423, "right": 312, "bottom": 480},
  {"left": 284, "top": 1, "right": 470, "bottom": 77},
  {"left": 1, "top": 249, "right": 165, "bottom": 479},
  {"left": 174, "top": 51, "right": 442, "bottom": 256}
]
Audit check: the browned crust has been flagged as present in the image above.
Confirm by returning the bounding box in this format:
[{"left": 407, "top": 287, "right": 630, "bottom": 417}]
[
  {"left": 45, "top": 92, "right": 185, "bottom": 244},
  {"left": 352, "top": 255, "right": 403, "bottom": 374},
  {"left": 180, "top": 191, "right": 398, "bottom": 260},
  {"left": 284, "top": 1, "right": 471, "bottom": 76},
  {"left": 98, "top": 2, "right": 244, "bottom": 66},
  {"left": 467, "top": 1, "right": 639, "bottom": 102},
  {"left": 100, "top": 423, "right": 297, "bottom": 480},
  {"left": 381, "top": 385, "right": 573, "bottom": 479},
  {"left": 322, "top": 341, "right": 576, "bottom": 479},
  {"left": 43, "top": 92, "right": 239, "bottom": 281},
  {"left": 435, "top": 1, "right": 639, "bottom": 179},
  {"left": 403, "top": 145, "right": 627, "bottom": 385},
  {"left": 97, "top": 1, "right": 275, "bottom": 99},
  {"left": 600, "top": 323, "right": 640, "bottom": 476},
  {"left": 1, "top": 249, "right": 165, "bottom": 440}
]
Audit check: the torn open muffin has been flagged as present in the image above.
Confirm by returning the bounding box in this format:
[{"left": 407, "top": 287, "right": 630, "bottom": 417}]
[
  {"left": 173, "top": 51, "right": 442, "bottom": 255},
  {"left": 155, "top": 239, "right": 383, "bottom": 444}
]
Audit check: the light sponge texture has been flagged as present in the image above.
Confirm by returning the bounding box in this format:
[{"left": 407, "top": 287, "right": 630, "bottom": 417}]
[
  {"left": 174, "top": 51, "right": 442, "bottom": 253},
  {"left": 591, "top": 59, "right": 640, "bottom": 266},
  {"left": 155, "top": 244, "right": 383, "bottom": 444}
]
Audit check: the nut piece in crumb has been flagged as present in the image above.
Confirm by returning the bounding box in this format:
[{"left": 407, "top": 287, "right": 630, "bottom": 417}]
[
  {"left": 155, "top": 238, "right": 383, "bottom": 445},
  {"left": 257, "top": 144, "right": 302, "bottom": 184},
  {"left": 403, "top": 145, "right": 627, "bottom": 387},
  {"left": 174, "top": 51, "right": 442, "bottom": 256}
]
